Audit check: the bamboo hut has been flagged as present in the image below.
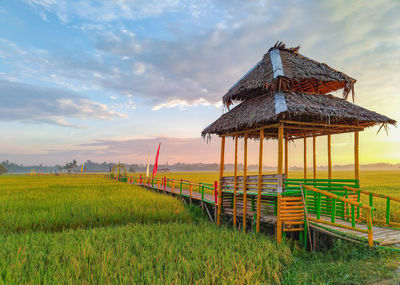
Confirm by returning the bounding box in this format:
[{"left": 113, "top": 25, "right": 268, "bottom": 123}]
[{"left": 202, "top": 42, "right": 396, "bottom": 244}]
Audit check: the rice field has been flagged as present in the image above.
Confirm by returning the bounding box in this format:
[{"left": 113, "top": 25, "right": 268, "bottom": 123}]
[
  {"left": 0, "top": 176, "right": 190, "bottom": 233},
  {"left": 0, "top": 173, "right": 399, "bottom": 284}
]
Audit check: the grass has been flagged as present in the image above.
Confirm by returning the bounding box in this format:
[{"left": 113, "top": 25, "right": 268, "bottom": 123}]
[
  {"left": 284, "top": 240, "right": 400, "bottom": 284},
  {"left": 0, "top": 221, "right": 294, "bottom": 284},
  {"left": 0, "top": 176, "right": 190, "bottom": 233},
  {"left": 0, "top": 173, "right": 399, "bottom": 284}
]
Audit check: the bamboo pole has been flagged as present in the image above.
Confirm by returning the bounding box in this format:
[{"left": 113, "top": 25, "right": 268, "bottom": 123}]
[
  {"left": 354, "top": 131, "right": 360, "bottom": 182},
  {"left": 189, "top": 183, "right": 192, "bottom": 204},
  {"left": 285, "top": 134, "right": 289, "bottom": 178},
  {"left": 313, "top": 135, "right": 316, "bottom": 179},
  {"left": 243, "top": 133, "right": 248, "bottom": 232},
  {"left": 278, "top": 125, "right": 284, "bottom": 177},
  {"left": 303, "top": 135, "right": 307, "bottom": 179},
  {"left": 256, "top": 129, "right": 264, "bottom": 233},
  {"left": 282, "top": 120, "right": 365, "bottom": 129},
  {"left": 328, "top": 134, "right": 332, "bottom": 179},
  {"left": 277, "top": 124, "right": 284, "bottom": 243},
  {"left": 367, "top": 209, "right": 374, "bottom": 247},
  {"left": 217, "top": 136, "right": 225, "bottom": 226},
  {"left": 233, "top": 135, "right": 238, "bottom": 227}
]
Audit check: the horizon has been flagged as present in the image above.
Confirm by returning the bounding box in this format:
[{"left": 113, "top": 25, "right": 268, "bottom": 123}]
[
  {"left": 1, "top": 1, "right": 399, "bottom": 165},
  {"left": 3, "top": 159, "right": 400, "bottom": 170}
]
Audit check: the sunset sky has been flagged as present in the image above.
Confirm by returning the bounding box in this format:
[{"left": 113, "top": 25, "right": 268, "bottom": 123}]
[{"left": 0, "top": 0, "right": 399, "bottom": 166}]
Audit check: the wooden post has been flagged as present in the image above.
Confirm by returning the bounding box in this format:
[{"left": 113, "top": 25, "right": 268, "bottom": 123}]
[
  {"left": 243, "top": 133, "right": 248, "bottom": 232},
  {"left": 278, "top": 125, "right": 284, "bottom": 181},
  {"left": 189, "top": 183, "right": 192, "bottom": 204},
  {"left": 304, "top": 135, "right": 307, "bottom": 179},
  {"left": 313, "top": 135, "right": 316, "bottom": 179},
  {"left": 367, "top": 209, "right": 374, "bottom": 247},
  {"left": 233, "top": 135, "right": 238, "bottom": 227},
  {"left": 217, "top": 136, "right": 225, "bottom": 226},
  {"left": 328, "top": 133, "right": 332, "bottom": 179},
  {"left": 256, "top": 129, "right": 264, "bottom": 233},
  {"left": 285, "top": 134, "right": 289, "bottom": 178},
  {"left": 214, "top": 181, "right": 218, "bottom": 222},
  {"left": 354, "top": 131, "right": 360, "bottom": 182},
  {"left": 277, "top": 124, "right": 284, "bottom": 243}
]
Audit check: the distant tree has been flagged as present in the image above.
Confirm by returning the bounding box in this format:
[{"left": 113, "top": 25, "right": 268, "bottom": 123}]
[
  {"left": 64, "top": 159, "right": 78, "bottom": 173},
  {"left": 0, "top": 165, "right": 7, "bottom": 175},
  {"left": 129, "top": 167, "right": 136, "bottom": 173}
]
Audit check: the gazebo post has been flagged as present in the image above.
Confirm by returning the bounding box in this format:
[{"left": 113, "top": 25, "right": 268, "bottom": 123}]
[
  {"left": 277, "top": 123, "right": 284, "bottom": 243},
  {"left": 328, "top": 133, "right": 332, "bottom": 179},
  {"left": 313, "top": 135, "right": 317, "bottom": 179},
  {"left": 285, "top": 134, "right": 289, "bottom": 178},
  {"left": 233, "top": 135, "right": 238, "bottom": 227},
  {"left": 217, "top": 136, "right": 225, "bottom": 226},
  {"left": 243, "top": 133, "right": 248, "bottom": 232},
  {"left": 354, "top": 131, "right": 360, "bottom": 183},
  {"left": 256, "top": 129, "right": 264, "bottom": 233},
  {"left": 304, "top": 135, "right": 307, "bottom": 179}
]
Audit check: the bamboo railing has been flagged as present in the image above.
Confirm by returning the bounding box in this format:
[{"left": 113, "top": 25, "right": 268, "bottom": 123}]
[
  {"left": 121, "top": 175, "right": 218, "bottom": 205},
  {"left": 302, "top": 185, "right": 374, "bottom": 247},
  {"left": 344, "top": 186, "right": 400, "bottom": 228}
]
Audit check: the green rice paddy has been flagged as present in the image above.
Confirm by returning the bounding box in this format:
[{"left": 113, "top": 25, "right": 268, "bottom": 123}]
[{"left": 0, "top": 173, "right": 399, "bottom": 284}]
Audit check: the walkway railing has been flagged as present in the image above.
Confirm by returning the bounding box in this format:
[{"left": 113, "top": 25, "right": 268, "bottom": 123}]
[
  {"left": 344, "top": 186, "right": 400, "bottom": 229},
  {"left": 121, "top": 175, "right": 218, "bottom": 205},
  {"left": 302, "top": 185, "right": 374, "bottom": 246}
]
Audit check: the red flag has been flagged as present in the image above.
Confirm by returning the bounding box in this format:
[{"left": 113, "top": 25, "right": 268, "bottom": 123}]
[{"left": 153, "top": 143, "right": 161, "bottom": 177}]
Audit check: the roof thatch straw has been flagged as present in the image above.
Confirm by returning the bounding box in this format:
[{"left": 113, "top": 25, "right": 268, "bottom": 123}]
[
  {"left": 202, "top": 91, "right": 396, "bottom": 138},
  {"left": 223, "top": 42, "right": 356, "bottom": 107}
]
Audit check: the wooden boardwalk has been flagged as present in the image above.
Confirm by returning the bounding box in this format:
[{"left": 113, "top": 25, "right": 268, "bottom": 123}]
[
  {"left": 126, "top": 178, "right": 400, "bottom": 250},
  {"left": 308, "top": 215, "right": 400, "bottom": 247}
]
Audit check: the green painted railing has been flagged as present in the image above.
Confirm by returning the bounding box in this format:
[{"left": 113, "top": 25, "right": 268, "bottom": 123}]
[
  {"left": 303, "top": 185, "right": 374, "bottom": 247},
  {"left": 344, "top": 186, "right": 400, "bottom": 229}
]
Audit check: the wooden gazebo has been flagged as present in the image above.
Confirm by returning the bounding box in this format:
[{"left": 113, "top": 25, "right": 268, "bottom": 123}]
[{"left": 202, "top": 42, "right": 396, "bottom": 243}]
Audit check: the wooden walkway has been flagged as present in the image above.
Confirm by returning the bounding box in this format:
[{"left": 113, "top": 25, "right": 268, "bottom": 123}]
[
  {"left": 308, "top": 215, "right": 400, "bottom": 247},
  {"left": 142, "top": 183, "right": 216, "bottom": 203},
  {"left": 125, "top": 178, "right": 400, "bottom": 250}
]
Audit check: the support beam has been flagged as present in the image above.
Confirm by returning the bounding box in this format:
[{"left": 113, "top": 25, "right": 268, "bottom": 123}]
[
  {"left": 354, "top": 131, "right": 360, "bottom": 182},
  {"left": 256, "top": 129, "right": 264, "bottom": 233},
  {"left": 217, "top": 136, "right": 225, "bottom": 226},
  {"left": 304, "top": 135, "right": 307, "bottom": 179},
  {"left": 277, "top": 124, "right": 284, "bottom": 243},
  {"left": 328, "top": 134, "right": 332, "bottom": 179},
  {"left": 243, "top": 133, "right": 248, "bottom": 232},
  {"left": 233, "top": 135, "right": 238, "bottom": 227},
  {"left": 220, "top": 123, "right": 280, "bottom": 137},
  {"left": 285, "top": 134, "right": 289, "bottom": 178},
  {"left": 278, "top": 125, "right": 284, "bottom": 177},
  {"left": 313, "top": 135, "right": 317, "bottom": 179}
]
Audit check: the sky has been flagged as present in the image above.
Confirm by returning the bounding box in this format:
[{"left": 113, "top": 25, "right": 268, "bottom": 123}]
[{"left": 0, "top": 0, "right": 399, "bottom": 167}]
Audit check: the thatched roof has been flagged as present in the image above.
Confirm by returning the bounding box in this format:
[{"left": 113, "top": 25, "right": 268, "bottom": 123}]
[
  {"left": 202, "top": 91, "right": 396, "bottom": 139},
  {"left": 223, "top": 42, "right": 356, "bottom": 107}
]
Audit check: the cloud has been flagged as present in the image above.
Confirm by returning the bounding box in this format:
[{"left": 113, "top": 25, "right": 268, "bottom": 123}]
[
  {"left": 4, "top": 0, "right": 400, "bottom": 120},
  {"left": 78, "top": 136, "right": 222, "bottom": 163},
  {"left": 23, "top": 0, "right": 181, "bottom": 23},
  {"left": 152, "top": 98, "right": 216, "bottom": 111},
  {"left": 0, "top": 79, "right": 125, "bottom": 127}
]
